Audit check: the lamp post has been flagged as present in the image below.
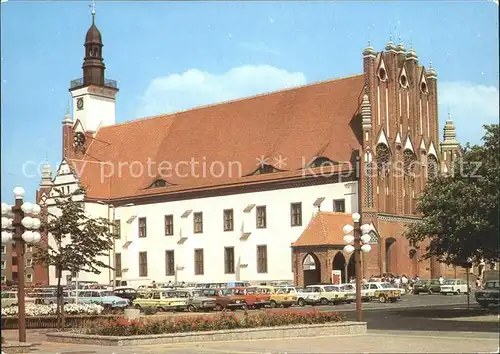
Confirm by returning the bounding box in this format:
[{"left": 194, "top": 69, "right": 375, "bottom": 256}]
[
  {"left": 1, "top": 186, "right": 42, "bottom": 343},
  {"left": 342, "top": 212, "right": 372, "bottom": 322}
]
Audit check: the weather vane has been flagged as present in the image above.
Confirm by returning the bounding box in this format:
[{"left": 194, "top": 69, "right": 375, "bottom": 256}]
[{"left": 90, "top": 0, "right": 96, "bottom": 16}]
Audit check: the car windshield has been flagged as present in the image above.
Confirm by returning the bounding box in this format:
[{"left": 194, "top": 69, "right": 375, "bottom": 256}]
[
  {"left": 443, "top": 280, "right": 456, "bottom": 285},
  {"left": 302, "top": 287, "right": 313, "bottom": 293},
  {"left": 219, "top": 289, "right": 232, "bottom": 296},
  {"left": 485, "top": 281, "right": 499, "bottom": 289},
  {"left": 380, "top": 283, "right": 393, "bottom": 289}
]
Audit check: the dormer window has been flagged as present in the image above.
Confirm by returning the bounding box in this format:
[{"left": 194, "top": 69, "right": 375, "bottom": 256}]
[
  {"left": 253, "top": 164, "right": 277, "bottom": 175},
  {"left": 309, "top": 157, "right": 337, "bottom": 168},
  {"left": 149, "top": 179, "right": 167, "bottom": 188}
]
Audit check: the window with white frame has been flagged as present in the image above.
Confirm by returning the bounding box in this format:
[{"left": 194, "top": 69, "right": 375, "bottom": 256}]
[
  {"left": 26, "top": 274, "right": 33, "bottom": 282},
  {"left": 1, "top": 276, "right": 6, "bottom": 282},
  {"left": 26, "top": 245, "right": 33, "bottom": 253},
  {"left": 26, "top": 258, "right": 33, "bottom": 267},
  {"left": 1, "top": 245, "right": 5, "bottom": 254},
  {"left": 1, "top": 260, "right": 5, "bottom": 269}
]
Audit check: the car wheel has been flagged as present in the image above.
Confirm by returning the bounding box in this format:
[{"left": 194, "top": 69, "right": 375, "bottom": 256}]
[
  {"left": 297, "top": 298, "right": 306, "bottom": 307},
  {"left": 134, "top": 304, "right": 142, "bottom": 310},
  {"left": 455, "top": 290, "right": 460, "bottom": 295},
  {"left": 269, "top": 300, "right": 277, "bottom": 308},
  {"left": 414, "top": 291, "right": 419, "bottom": 295},
  {"left": 320, "top": 298, "right": 329, "bottom": 305},
  {"left": 215, "top": 303, "right": 223, "bottom": 311},
  {"left": 241, "top": 303, "right": 248, "bottom": 311},
  {"left": 428, "top": 289, "right": 433, "bottom": 295},
  {"left": 379, "top": 296, "right": 386, "bottom": 303},
  {"left": 187, "top": 305, "right": 196, "bottom": 312}
]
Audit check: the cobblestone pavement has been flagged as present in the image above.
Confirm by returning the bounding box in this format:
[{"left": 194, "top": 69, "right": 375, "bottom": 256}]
[{"left": 23, "top": 330, "right": 500, "bottom": 353}]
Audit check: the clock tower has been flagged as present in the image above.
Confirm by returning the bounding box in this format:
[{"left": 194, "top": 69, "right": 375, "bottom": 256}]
[{"left": 69, "top": 6, "right": 118, "bottom": 133}]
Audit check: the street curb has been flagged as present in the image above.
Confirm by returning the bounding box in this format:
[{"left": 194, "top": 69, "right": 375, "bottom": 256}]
[
  {"left": 1, "top": 342, "right": 34, "bottom": 354},
  {"left": 46, "top": 321, "right": 366, "bottom": 346}
]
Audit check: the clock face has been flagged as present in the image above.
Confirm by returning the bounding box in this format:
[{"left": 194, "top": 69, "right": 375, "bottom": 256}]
[{"left": 76, "top": 98, "right": 84, "bottom": 110}]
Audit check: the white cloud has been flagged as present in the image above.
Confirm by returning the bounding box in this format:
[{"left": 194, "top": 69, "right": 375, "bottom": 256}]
[
  {"left": 137, "top": 65, "right": 306, "bottom": 117},
  {"left": 438, "top": 81, "right": 499, "bottom": 144}
]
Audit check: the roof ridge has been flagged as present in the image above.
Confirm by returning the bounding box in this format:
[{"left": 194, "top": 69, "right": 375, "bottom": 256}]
[{"left": 103, "top": 73, "right": 364, "bottom": 129}]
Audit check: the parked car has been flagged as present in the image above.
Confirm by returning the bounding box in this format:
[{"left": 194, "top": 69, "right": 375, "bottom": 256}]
[
  {"left": 339, "top": 283, "right": 356, "bottom": 303},
  {"left": 230, "top": 287, "right": 270, "bottom": 309},
  {"left": 440, "top": 279, "right": 469, "bottom": 295},
  {"left": 475, "top": 280, "right": 500, "bottom": 308},
  {"left": 412, "top": 279, "right": 442, "bottom": 294},
  {"left": 366, "top": 282, "right": 401, "bottom": 303},
  {"left": 132, "top": 290, "right": 188, "bottom": 311},
  {"left": 1, "top": 291, "right": 37, "bottom": 307},
  {"left": 305, "top": 285, "right": 347, "bottom": 305},
  {"left": 255, "top": 286, "right": 297, "bottom": 308},
  {"left": 113, "top": 287, "right": 139, "bottom": 302},
  {"left": 280, "top": 286, "right": 312, "bottom": 307},
  {"left": 200, "top": 288, "right": 248, "bottom": 311},
  {"left": 77, "top": 290, "right": 129, "bottom": 308},
  {"left": 175, "top": 289, "right": 216, "bottom": 312}
]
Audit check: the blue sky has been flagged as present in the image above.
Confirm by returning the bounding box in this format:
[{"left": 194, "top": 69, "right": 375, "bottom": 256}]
[{"left": 1, "top": 0, "right": 498, "bottom": 200}]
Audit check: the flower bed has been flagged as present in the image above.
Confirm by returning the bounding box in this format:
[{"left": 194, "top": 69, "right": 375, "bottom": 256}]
[
  {"left": 1, "top": 303, "right": 103, "bottom": 317},
  {"left": 82, "top": 309, "right": 343, "bottom": 336},
  {"left": 1, "top": 314, "right": 120, "bottom": 330}
]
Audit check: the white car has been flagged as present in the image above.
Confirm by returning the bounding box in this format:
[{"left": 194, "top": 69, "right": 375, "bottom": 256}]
[
  {"left": 280, "top": 286, "right": 313, "bottom": 307},
  {"left": 440, "top": 279, "right": 469, "bottom": 295},
  {"left": 305, "top": 285, "right": 347, "bottom": 305},
  {"left": 339, "top": 284, "right": 356, "bottom": 303},
  {"left": 365, "top": 282, "right": 402, "bottom": 303}
]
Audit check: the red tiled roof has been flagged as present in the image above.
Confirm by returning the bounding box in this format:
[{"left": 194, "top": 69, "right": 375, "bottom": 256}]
[
  {"left": 292, "top": 212, "right": 354, "bottom": 247},
  {"left": 70, "top": 74, "right": 365, "bottom": 199}
]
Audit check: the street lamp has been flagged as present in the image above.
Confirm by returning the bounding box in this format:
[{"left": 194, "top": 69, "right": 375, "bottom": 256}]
[
  {"left": 1, "top": 186, "right": 42, "bottom": 343},
  {"left": 342, "top": 212, "right": 372, "bottom": 322}
]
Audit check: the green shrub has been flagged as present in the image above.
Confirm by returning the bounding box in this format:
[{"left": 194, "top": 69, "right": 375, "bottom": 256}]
[{"left": 84, "top": 309, "right": 343, "bottom": 336}]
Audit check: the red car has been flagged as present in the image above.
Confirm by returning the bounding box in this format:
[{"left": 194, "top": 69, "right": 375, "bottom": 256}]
[{"left": 230, "top": 287, "right": 270, "bottom": 309}]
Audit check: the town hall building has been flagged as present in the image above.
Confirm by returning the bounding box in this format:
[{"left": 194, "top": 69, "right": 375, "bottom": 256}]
[{"left": 33, "top": 12, "right": 470, "bottom": 287}]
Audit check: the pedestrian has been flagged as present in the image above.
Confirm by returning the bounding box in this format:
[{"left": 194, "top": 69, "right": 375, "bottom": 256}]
[
  {"left": 475, "top": 278, "right": 482, "bottom": 289},
  {"left": 438, "top": 276, "right": 444, "bottom": 285}
]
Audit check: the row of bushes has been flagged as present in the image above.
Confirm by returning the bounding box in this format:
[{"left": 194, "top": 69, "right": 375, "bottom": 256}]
[{"left": 82, "top": 309, "right": 344, "bottom": 336}]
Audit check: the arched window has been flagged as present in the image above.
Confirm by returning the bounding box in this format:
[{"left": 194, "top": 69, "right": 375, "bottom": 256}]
[
  {"left": 427, "top": 155, "right": 438, "bottom": 179},
  {"left": 403, "top": 149, "right": 416, "bottom": 214},
  {"left": 364, "top": 149, "right": 374, "bottom": 208},
  {"left": 376, "top": 144, "right": 391, "bottom": 212},
  {"left": 376, "top": 144, "right": 390, "bottom": 175}
]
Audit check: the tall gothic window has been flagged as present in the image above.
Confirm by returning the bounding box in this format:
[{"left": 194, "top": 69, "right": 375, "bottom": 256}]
[
  {"left": 376, "top": 144, "right": 391, "bottom": 212},
  {"left": 427, "top": 155, "right": 438, "bottom": 179},
  {"left": 403, "top": 149, "right": 416, "bottom": 214},
  {"left": 364, "top": 150, "right": 374, "bottom": 208}
]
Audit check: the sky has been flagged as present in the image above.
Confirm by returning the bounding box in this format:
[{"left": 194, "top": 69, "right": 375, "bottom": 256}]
[{"left": 1, "top": 0, "right": 498, "bottom": 201}]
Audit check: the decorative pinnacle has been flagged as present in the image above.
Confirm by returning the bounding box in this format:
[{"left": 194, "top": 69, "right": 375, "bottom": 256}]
[
  {"left": 429, "top": 60, "right": 433, "bottom": 68},
  {"left": 367, "top": 39, "right": 371, "bottom": 46}
]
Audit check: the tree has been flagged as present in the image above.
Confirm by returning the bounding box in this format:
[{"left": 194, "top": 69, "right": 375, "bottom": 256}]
[
  {"left": 406, "top": 124, "right": 499, "bottom": 266},
  {"left": 35, "top": 189, "right": 114, "bottom": 327}
]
